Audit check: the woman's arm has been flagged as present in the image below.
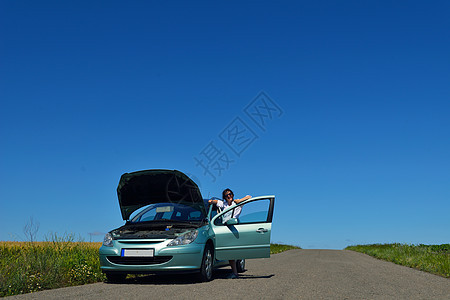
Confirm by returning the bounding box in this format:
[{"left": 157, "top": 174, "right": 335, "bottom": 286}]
[
  {"left": 234, "top": 195, "right": 252, "bottom": 204},
  {"left": 208, "top": 199, "right": 218, "bottom": 204}
]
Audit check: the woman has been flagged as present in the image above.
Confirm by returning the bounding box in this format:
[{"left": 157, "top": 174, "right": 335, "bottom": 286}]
[{"left": 208, "top": 188, "right": 252, "bottom": 279}]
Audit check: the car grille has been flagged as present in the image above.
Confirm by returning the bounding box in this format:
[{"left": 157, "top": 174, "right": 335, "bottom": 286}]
[{"left": 107, "top": 256, "right": 173, "bottom": 265}]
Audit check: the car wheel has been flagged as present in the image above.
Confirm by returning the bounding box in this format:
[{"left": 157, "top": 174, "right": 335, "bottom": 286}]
[
  {"left": 236, "top": 259, "right": 246, "bottom": 273},
  {"left": 198, "top": 245, "right": 213, "bottom": 282},
  {"left": 105, "top": 272, "right": 127, "bottom": 283}
]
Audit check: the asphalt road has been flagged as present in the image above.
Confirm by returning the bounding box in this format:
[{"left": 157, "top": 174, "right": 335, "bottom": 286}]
[{"left": 8, "top": 249, "right": 450, "bottom": 299}]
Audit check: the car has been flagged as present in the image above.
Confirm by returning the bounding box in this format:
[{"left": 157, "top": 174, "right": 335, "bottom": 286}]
[{"left": 99, "top": 169, "right": 275, "bottom": 282}]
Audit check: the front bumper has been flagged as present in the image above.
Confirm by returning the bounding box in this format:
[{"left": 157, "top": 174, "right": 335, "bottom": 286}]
[{"left": 99, "top": 240, "right": 204, "bottom": 273}]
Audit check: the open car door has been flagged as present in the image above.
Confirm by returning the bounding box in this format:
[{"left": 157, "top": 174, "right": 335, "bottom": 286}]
[{"left": 211, "top": 195, "right": 275, "bottom": 261}]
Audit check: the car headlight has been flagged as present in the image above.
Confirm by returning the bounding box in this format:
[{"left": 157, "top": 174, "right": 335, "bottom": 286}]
[
  {"left": 103, "top": 232, "right": 113, "bottom": 247},
  {"left": 167, "top": 230, "right": 198, "bottom": 246}
]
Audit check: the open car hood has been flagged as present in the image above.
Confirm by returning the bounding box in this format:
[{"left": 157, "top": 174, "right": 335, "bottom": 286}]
[{"left": 117, "top": 169, "right": 205, "bottom": 220}]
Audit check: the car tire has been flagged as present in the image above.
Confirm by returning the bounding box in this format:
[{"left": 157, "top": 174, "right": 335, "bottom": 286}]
[
  {"left": 105, "top": 272, "right": 127, "bottom": 283},
  {"left": 198, "top": 245, "right": 213, "bottom": 282},
  {"left": 236, "top": 259, "right": 246, "bottom": 273}
]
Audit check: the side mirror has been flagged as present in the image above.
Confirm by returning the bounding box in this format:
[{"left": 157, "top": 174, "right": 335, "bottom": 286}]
[{"left": 225, "top": 218, "right": 238, "bottom": 226}]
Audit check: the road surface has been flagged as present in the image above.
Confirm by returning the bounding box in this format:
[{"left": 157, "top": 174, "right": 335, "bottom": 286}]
[{"left": 8, "top": 249, "right": 450, "bottom": 299}]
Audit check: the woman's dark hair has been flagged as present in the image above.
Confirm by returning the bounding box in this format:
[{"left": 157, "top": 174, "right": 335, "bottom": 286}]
[{"left": 222, "top": 188, "right": 234, "bottom": 200}]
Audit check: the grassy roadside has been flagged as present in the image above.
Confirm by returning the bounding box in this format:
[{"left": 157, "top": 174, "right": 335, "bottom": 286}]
[
  {"left": 0, "top": 240, "right": 104, "bottom": 297},
  {"left": 346, "top": 243, "right": 450, "bottom": 278},
  {"left": 1, "top": 241, "right": 299, "bottom": 297},
  {"left": 270, "top": 243, "right": 301, "bottom": 254}
]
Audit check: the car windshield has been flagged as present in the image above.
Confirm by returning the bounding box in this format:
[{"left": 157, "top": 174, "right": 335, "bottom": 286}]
[{"left": 130, "top": 202, "right": 205, "bottom": 223}]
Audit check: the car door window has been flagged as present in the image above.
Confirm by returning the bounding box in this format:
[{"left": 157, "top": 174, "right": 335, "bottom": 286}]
[
  {"left": 214, "top": 198, "right": 271, "bottom": 225},
  {"left": 237, "top": 198, "right": 270, "bottom": 224}
]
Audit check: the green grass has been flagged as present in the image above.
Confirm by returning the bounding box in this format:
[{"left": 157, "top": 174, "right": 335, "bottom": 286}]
[
  {"left": 270, "top": 243, "right": 301, "bottom": 254},
  {"left": 0, "top": 238, "right": 104, "bottom": 297},
  {"left": 346, "top": 243, "right": 450, "bottom": 278},
  {"left": 1, "top": 240, "right": 299, "bottom": 297}
]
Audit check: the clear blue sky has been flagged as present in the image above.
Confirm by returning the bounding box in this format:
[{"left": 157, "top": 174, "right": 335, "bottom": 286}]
[{"left": 1, "top": 1, "right": 449, "bottom": 249}]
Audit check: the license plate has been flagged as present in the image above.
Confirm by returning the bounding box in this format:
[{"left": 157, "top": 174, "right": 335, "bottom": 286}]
[{"left": 121, "top": 249, "right": 154, "bottom": 257}]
